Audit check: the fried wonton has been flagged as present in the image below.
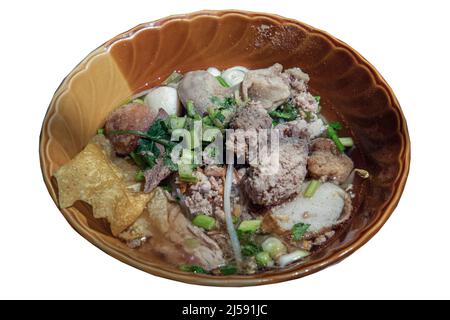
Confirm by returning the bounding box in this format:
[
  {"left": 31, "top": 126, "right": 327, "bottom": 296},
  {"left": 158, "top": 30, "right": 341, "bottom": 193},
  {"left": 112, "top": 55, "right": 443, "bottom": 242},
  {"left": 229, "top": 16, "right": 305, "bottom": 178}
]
[{"left": 54, "top": 141, "right": 152, "bottom": 236}]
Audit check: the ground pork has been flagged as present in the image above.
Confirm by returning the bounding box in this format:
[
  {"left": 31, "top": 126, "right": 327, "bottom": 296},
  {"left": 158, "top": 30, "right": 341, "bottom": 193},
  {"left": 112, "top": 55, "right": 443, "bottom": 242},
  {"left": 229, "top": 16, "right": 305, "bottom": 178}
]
[
  {"left": 184, "top": 171, "right": 225, "bottom": 219},
  {"left": 143, "top": 158, "right": 171, "bottom": 193},
  {"left": 230, "top": 101, "right": 273, "bottom": 130},
  {"left": 293, "top": 91, "right": 319, "bottom": 114},
  {"left": 242, "top": 137, "right": 308, "bottom": 206}
]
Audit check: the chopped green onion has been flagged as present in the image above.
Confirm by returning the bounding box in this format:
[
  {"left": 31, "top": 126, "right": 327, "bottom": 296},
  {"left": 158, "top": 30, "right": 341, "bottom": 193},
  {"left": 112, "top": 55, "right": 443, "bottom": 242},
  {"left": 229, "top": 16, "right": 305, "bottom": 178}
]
[
  {"left": 179, "top": 176, "right": 198, "bottom": 183},
  {"left": 202, "top": 116, "right": 213, "bottom": 126},
  {"left": 216, "top": 76, "right": 230, "bottom": 87},
  {"left": 180, "top": 148, "right": 194, "bottom": 164},
  {"left": 203, "top": 128, "right": 220, "bottom": 142},
  {"left": 206, "top": 106, "right": 225, "bottom": 129},
  {"left": 132, "top": 98, "right": 145, "bottom": 104},
  {"left": 327, "top": 126, "right": 345, "bottom": 153},
  {"left": 237, "top": 220, "right": 262, "bottom": 233},
  {"left": 162, "top": 71, "right": 183, "bottom": 85},
  {"left": 314, "top": 96, "right": 321, "bottom": 103},
  {"left": 178, "top": 164, "right": 198, "bottom": 183},
  {"left": 192, "top": 214, "right": 216, "bottom": 230},
  {"left": 179, "top": 264, "right": 207, "bottom": 274},
  {"left": 186, "top": 100, "right": 197, "bottom": 118},
  {"left": 304, "top": 179, "right": 321, "bottom": 198},
  {"left": 256, "top": 251, "right": 273, "bottom": 267},
  {"left": 169, "top": 115, "right": 186, "bottom": 130},
  {"left": 189, "top": 127, "right": 201, "bottom": 149},
  {"left": 129, "top": 151, "right": 146, "bottom": 169},
  {"left": 268, "top": 102, "right": 298, "bottom": 120},
  {"left": 241, "top": 243, "right": 261, "bottom": 257},
  {"left": 329, "top": 121, "right": 342, "bottom": 130},
  {"left": 135, "top": 170, "right": 145, "bottom": 182},
  {"left": 97, "top": 128, "right": 104, "bottom": 135},
  {"left": 261, "top": 237, "right": 287, "bottom": 259},
  {"left": 220, "top": 265, "right": 237, "bottom": 275},
  {"left": 291, "top": 223, "right": 310, "bottom": 241},
  {"left": 207, "top": 146, "right": 217, "bottom": 158},
  {"left": 278, "top": 250, "right": 309, "bottom": 268},
  {"left": 339, "top": 137, "right": 354, "bottom": 147}
]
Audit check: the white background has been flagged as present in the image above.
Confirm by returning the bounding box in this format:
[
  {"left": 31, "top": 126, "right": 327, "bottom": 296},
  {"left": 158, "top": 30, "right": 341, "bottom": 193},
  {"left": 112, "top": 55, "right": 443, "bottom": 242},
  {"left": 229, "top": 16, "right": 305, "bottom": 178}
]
[{"left": 1, "top": 0, "right": 449, "bottom": 300}]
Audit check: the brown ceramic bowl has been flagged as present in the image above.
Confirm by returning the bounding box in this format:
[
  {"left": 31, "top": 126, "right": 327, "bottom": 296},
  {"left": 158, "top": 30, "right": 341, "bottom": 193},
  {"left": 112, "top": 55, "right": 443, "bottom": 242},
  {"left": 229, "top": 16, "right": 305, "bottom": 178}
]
[{"left": 39, "top": 10, "right": 410, "bottom": 286}]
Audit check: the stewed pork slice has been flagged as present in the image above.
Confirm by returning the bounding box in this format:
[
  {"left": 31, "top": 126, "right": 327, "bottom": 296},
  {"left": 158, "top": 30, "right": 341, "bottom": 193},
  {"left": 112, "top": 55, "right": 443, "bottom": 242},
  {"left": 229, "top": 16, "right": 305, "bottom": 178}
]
[
  {"left": 227, "top": 101, "right": 273, "bottom": 164},
  {"left": 267, "top": 181, "right": 352, "bottom": 236},
  {"left": 119, "top": 188, "right": 226, "bottom": 270},
  {"left": 177, "top": 71, "right": 233, "bottom": 115},
  {"left": 230, "top": 100, "right": 273, "bottom": 130},
  {"left": 241, "top": 63, "right": 290, "bottom": 111},
  {"left": 105, "top": 103, "right": 156, "bottom": 155},
  {"left": 308, "top": 138, "right": 354, "bottom": 183},
  {"left": 243, "top": 137, "right": 308, "bottom": 206},
  {"left": 143, "top": 158, "right": 171, "bottom": 193}
]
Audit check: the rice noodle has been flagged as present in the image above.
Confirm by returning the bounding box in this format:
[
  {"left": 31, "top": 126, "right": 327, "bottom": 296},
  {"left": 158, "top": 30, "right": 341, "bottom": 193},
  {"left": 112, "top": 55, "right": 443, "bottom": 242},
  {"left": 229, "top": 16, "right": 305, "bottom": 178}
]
[
  {"left": 318, "top": 113, "right": 329, "bottom": 125},
  {"left": 224, "top": 164, "right": 242, "bottom": 265}
]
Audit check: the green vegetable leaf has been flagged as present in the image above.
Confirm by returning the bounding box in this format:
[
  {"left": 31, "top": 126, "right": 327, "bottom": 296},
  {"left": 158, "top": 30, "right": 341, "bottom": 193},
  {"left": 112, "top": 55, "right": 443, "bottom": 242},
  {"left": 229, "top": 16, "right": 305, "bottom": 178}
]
[
  {"left": 269, "top": 102, "right": 298, "bottom": 123},
  {"left": 210, "top": 96, "right": 236, "bottom": 109},
  {"left": 314, "top": 96, "right": 321, "bottom": 103},
  {"left": 135, "top": 139, "right": 160, "bottom": 168},
  {"left": 292, "top": 223, "right": 311, "bottom": 241},
  {"left": 186, "top": 100, "right": 198, "bottom": 118},
  {"left": 163, "top": 154, "right": 178, "bottom": 172},
  {"left": 162, "top": 71, "right": 183, "bottom": 85},
  {"left": 304, "top": 179, "right": 321, "bottom": 198},
  {"left": 179, "top": 265, "right": 208, "bottom": 274},
  {"left": 220, "top": 265, "right": 237, "bottom": 275},
  {"left": 329, "top": 121, "right": 343, "bottom": 130},
  {"left": 327, "top": 126, "right": 345, "bottom": 153},
  {"left": 129, "top": 151, "right": 147, "bottom": 169},
  {"left": 237, "top": 229, "right": 253, "bottom": 242},
  {"left": 135, "top": 170, "right": 145, "bottom": 182},
  {"left": 147, "top": 119, "right": 170, "bottom": 139},
  {"left": 241, "top": 243, "right": 261, "bottom": 257},
  {"left": 215, "top": 76, "right": 230, "bottom": 88}
]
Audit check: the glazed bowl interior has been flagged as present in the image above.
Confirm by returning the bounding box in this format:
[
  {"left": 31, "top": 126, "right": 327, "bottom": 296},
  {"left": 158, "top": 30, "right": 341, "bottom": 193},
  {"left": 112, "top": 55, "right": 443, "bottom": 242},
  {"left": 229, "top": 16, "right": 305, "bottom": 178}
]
[{"left": 40, "top": 10, "right": 410, "bottom": 286}]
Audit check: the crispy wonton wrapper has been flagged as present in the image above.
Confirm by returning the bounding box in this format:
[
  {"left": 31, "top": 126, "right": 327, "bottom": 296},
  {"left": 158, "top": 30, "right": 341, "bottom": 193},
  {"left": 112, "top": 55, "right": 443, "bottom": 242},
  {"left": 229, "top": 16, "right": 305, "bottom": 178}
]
[{"left": 54, "top": 141, "right": 152, "bottom": 236}]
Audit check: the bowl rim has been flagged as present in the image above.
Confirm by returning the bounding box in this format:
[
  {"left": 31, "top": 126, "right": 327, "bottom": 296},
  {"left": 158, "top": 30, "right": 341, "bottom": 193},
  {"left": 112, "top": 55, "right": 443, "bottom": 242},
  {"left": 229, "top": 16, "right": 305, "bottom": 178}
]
[{"left": 39, "top": 9, "right": 411, "bottom": 287}]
